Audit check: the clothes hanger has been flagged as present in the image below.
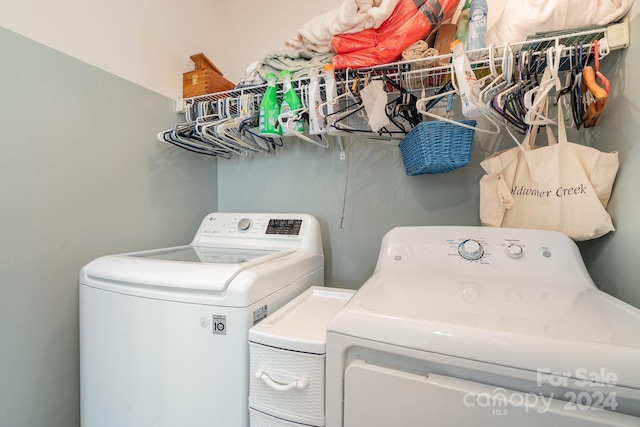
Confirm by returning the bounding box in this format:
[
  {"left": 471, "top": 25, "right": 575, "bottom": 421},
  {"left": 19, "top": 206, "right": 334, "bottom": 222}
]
[
  {"left": 495, "top": 45, "right": 558, "bottom": 133},
  {"left": 468, "top": 44, "right": 499, "bottom": 106},
  {"left": 276, "top": 84, "right": 329, "bottom": 148},
  {"left": 491, "top": 51, "right": 531, "bottom": 132},
  {"left": 196, "top": 101, "right": 250, "bottom": 156},
  {"left": 570, "top": 43, "right": 585, "bottom": 129},
  {"left": 324, "top": 73, "right": 410, "bottom": 138},
  {"left": 202, "top": 124, "right": 249, "bottom": 156},
  {"left": 238, "top": 114, "right": 283, "bottom": 150},
  {"left": 215, "top": 96, "right": 255, "bottom": 150},
  {"left": 416, "top": 76, "right": 501, "bottom": 135},
  {"left": 279, "top": 115, "right": 330, "bottom": 148},
  {"left": 582, "top": 39, "right": 610, "bottom": 127},
  {"left": 159, "top": 129, "right": 231, "bottom": 157},
  {"left": 501, "top": 49, "right": 560, "bottom": 152},
  {"left": 479, "top": 42, "right": 512, "bottom": 105},
  {"left": 553, "top": 45, "right": 579, "bottom": 129},
  {"left": 323, "top": 76, "right": 371, "bottom": 134},
  {"left": 236, "top": 114, "right": 274, "bottom": 152},
  {"left": 317, "top": 72, "right": 361, "bottom": 119},
  {"left": 479, "top": 43, "right": 528, "bottom": 133},
  {"left": 592, "top": 39, "right": 610, "bottom": 104},
  {"left": 382, "top": 74, "right": 421, "bottom": 132},
  {"left": 160, "top": 121, "right": 232, "bottom": 158},
  {"left": 523, "top": 47, "right": 561, "bottom": 126},
  {"left": 415, "top": 51, "right": 502, "bottom": 134},
  {"left": 491, "top": 50, "right": 525, "bottom": 124},
  {"left": 216, "top": 94, "right": 271, "bottom": 153},
  {"left": 323, "top": 92, "right": 405, "bottom": 140}
]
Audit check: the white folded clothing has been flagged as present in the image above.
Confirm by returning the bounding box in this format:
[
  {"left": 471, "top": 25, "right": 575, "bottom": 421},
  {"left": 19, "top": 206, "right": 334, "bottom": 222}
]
[
  {"left": 239, "top": 49, "right": 335, "bottom": 85},
  {"left": 285, "top": 0, "right": 400, "bottom": 53},
  {"left": 487, "top": 0, "right": 633, "bottom": 45}
]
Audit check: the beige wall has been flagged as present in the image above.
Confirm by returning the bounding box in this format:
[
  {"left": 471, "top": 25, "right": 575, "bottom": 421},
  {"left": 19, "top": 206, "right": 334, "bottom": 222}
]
[
  {"left": 2, "top": 0, "right": 637, "bottom": 98},
  {"left": 1, "top": 0, "right": 517, "bottom": 98}
]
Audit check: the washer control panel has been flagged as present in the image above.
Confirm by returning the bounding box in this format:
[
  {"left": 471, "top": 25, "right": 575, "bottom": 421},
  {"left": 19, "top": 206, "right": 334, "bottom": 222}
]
[
  {"left": 266, "top": 219, "right": 303, "bottom": 235},
  {"left": 196, "top": 214, "right": 306, "bottom": 237},
  {"left": 232, "top": 217, "right": 303, "bottom": 235},
  {"left": 189, "top": 213, "right": 324, "bottom": 254},
  {"left": 237, "top": 218, "right": 253, "bottom": 232}
]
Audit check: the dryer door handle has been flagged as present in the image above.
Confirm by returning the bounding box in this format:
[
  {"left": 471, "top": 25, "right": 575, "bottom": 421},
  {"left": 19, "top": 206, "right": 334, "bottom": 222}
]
[{"left": 255, "top": 369, "right": 309, "bottom": 391}]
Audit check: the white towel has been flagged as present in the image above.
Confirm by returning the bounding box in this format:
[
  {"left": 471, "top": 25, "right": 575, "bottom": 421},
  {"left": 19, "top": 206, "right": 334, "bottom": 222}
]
[
  {"left": 359, "top": 80, "right": 390, "bottom": 132},
  {"left": 239, "top": 49, "right": 335, "bottom": 84},
  {"left": 285, "top": 0, "right": 401, "bottom": 53}
]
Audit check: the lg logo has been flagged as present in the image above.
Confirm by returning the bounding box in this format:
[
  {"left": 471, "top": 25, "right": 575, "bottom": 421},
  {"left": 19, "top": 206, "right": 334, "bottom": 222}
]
[{"left": 212, "top": 315, "right": 226, "bottom": 335}]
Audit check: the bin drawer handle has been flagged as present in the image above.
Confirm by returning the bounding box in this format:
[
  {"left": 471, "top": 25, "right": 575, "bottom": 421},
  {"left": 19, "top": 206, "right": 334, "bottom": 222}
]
[{"left": 255, "top": 369, "right": 309, "bottom": 391}]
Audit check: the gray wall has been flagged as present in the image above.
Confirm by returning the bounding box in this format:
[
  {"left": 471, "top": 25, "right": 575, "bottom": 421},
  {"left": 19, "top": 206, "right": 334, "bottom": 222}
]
[
  {"left": 0, "top": 27, "right": 218, "bottom": 427},
  {"left": 218, "top": 123, "right": 504, "bottom": 289},
  {"left": 577, "top": 16, "right": 640, "bottom": 308},
  {"left": 219, "top": 21, "right": 640, "bottom": 310}
]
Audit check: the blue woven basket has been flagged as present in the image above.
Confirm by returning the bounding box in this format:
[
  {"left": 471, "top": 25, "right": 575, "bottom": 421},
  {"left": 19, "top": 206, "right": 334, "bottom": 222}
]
[{"left": 399, "top": 120, "right": 477, "bottom": 175}]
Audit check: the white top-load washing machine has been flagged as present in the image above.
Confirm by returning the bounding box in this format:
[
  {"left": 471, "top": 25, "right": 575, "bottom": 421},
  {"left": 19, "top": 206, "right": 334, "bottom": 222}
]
[
  {"left": 79, "top": 213, "right": 324, "bottom": 427},
  {"left": 326, "top": 226, "right": 640, "bottom": 427}
]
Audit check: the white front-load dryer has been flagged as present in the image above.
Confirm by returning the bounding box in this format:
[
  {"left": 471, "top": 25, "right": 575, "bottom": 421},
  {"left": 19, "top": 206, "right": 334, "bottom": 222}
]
[
  {"left": 79, "top": 213, "right": 324, "bottom": 427},
  {"left": 326, "top": 226, "right": 640, "bottom": 427}
]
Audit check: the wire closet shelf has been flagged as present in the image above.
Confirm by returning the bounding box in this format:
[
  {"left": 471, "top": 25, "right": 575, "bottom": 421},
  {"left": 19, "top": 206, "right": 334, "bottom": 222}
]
[
  {"left": 161, "top": 20, "right": 628, "bottom": 159},
  {"left": 177, "top": 21, "right": 627, "bottom": 109}
]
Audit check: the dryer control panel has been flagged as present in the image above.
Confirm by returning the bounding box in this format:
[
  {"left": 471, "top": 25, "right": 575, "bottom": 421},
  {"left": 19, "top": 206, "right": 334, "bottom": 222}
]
[
  {"left": 455, "top": 237, "right": 525, "bottom": 261},
  {"left": 376, "top": 226, "right": 594, "bottom": 287},
  {"left": 445, "top": 234, "right": 550, "bottom": 265}
]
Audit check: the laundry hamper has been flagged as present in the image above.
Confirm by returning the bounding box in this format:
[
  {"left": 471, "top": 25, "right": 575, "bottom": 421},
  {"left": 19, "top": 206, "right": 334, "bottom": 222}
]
[{"left": 399, "top": 120, "right": 477, "bottom": 175}]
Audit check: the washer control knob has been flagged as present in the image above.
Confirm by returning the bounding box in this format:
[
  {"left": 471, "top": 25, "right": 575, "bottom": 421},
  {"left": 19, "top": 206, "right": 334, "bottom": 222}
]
[
  {"left": 506, "top": 243, "right": 524, "bottom": 259},
  {"left": 237, "top": 218, "right": 253, "bottom": 232},
  {"left": 458, "top": 239, "right": 484, "bottom": 261}
]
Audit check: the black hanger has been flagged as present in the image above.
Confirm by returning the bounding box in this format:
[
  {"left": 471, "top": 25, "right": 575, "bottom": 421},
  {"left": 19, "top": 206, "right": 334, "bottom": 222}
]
[{"left": 382, "top": 75, "right": 421, "bottom": 132}]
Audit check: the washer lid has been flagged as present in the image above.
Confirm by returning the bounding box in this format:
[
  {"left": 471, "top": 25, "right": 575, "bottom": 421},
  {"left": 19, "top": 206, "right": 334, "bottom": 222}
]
[
  {"left": 328, "top": 272, "right": 640, "bottom": 389},
  {"left": 81, "top": 245, "right": 292, "bottom": 292},
  {"left": 127, "top": 246, "right": 278, "bottom": 264}
]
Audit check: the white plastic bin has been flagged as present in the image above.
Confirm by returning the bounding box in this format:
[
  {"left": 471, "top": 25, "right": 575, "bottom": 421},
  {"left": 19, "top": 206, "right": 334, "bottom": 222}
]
[{"left": 249, "top": 286, "right": 355, "bottom": 427}]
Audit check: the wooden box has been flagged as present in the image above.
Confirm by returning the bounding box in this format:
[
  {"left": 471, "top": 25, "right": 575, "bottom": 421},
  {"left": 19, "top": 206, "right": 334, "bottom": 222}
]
[{"left": 182, "top": 53, "right": 235, "bottom": 99}]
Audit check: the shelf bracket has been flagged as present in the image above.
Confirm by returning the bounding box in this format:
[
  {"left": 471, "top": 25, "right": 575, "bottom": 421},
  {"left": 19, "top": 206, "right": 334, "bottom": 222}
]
[
  {"left": 175, "top": 98, "right": 186, "bottom": 114},
  {"left": 606, "top": 18, "right": 630, "bottom": 50},
  {"left": 336, "top": 136, "right": 346, "bottom": 160}
]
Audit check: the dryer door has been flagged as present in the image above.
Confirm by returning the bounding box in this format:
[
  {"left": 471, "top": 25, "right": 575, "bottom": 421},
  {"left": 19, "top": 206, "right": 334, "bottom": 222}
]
[{"left": 343, "top": 361, "right": 638, "bottom": 427}]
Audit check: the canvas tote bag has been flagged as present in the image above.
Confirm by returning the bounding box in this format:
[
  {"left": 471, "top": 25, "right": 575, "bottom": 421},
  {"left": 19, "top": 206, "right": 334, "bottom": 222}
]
[{"left": 479, "top": 88, "right": 618, "bottom": 241}]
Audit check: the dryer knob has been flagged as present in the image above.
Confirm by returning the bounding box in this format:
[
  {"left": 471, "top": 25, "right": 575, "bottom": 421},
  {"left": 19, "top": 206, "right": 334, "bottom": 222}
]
[
  {"left": 237, "top": 218, "right": 253, "bottom": 232},
  {"left": 458, "top": 239, "right": 484, "bottom": 261},
  {"left": 506, "top": 243, "right": 524, "bottom": 259}
]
